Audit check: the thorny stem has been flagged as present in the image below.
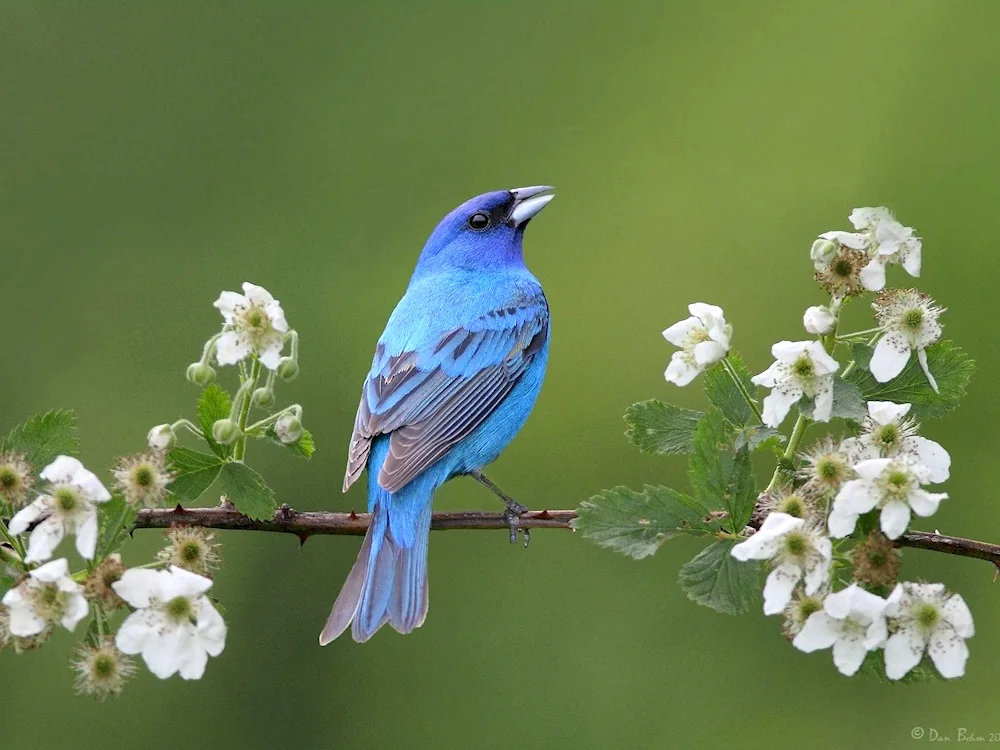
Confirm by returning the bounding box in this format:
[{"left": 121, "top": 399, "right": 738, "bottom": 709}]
[
  {"left": 129, "top": 505, "right": 1000, "bottom": 571},
  {"left": 233, "top": 358, "right": 261, "bottom": 462},
  {"left": 722, "top": 356, "right": 764, "bottom": 424}
]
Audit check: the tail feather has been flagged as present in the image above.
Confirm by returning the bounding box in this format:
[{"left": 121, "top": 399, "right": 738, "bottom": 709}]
[{"left": 320, "top": 497, "right": 433, "bottom": 644}]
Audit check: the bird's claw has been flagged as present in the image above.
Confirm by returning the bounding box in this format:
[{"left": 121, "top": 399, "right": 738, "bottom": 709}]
[{"left": 503, "top": 500, "right": 529, "bottom": 547}]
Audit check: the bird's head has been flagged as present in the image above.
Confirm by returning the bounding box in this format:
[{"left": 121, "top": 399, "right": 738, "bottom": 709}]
[{"left": 414, "top": 186, "right": 554, "bottom": 274}]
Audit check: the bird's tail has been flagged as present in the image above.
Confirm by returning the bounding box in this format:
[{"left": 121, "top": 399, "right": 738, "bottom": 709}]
[{"left": 319, "top": 484, "right": 433, "bottom": 644}]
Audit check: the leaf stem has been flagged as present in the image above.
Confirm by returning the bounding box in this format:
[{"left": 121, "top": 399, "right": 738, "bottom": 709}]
[
  {"left": 835, "top": 327, "right": 883, "bottom": 341},
  {"left": 233, "top": 358, "right": 261, "bottom": 462},
  {"left": 0, "top": 520, "right": 28, "bottom": 571},
  {"left": 721, "top": 357, "right": 764, "bottom": 424},
  {"left": 765, "top": 414, "right": 810, "bottom": 491}
]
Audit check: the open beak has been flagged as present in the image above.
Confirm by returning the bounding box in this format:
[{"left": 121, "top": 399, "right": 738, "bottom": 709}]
[{"left": 509, "top": 185, "right": 555, "bottom": 226}]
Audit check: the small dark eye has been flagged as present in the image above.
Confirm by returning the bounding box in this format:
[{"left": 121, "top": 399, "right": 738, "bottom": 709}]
[{"left": 468, "top": 211, "right": 491, "bottom": 230}]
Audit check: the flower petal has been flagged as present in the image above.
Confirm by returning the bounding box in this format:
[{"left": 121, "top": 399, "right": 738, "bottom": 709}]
[
  {"left": 827, "top": 508, "right": 859, "bottom": 538},
  {"left": 665, "top": 354, "right": 700, "bottom": 387},
  {"left": 24, "top": 516, "right": 65, "bottom": 563},
  {"left": 74, "top": 511, "right": 99, "bottom": 560},
  {"left": 693, "top": 340, "right": 727, "bottom": 367},
  {"left": 811, "top": 378, "right": 835, "bottom": 423},
  {"left": 167, "top": 566, "right": 214, "bottom": 598},
  {"left": 761, "top": 388, "right": 800, "bottom": 429},
  {"left": 880, "top": 501, "right": 911, "bottom": 540},
  {"left": 215, "top": 331, "right": 251, "bottom": 366},
  {"left": 141, "top": 625, "right": 187, "bottom": 679},
  {"left": 792, "top": 612, "right": 840, "bottom": 652},
  {"left": 908, "top": 489, "right": 947, "bottom": 518},
  {"left": 39, "top": 455, "right": 86, "bottom": 484},
  {"left": 832, "top": 631, "right": 870, "bottom": 676},
  {"left": 867, "top": 401, "right": 911, "bottom": 424},
  {"left": 6, "top": 598, "right": 46, "bottom": 636},
  {"left": 113, "top": 569, "right": 167, "bottom": 608},
  {"left": 258, "top": 338, "right": 285, "bottom": 371},
  {"left": 833, "top": 478, "right": 880, "bottom": 515},
  {"left": 60, "top": 591, "right": 89, "bottom": 631},
  {"left": 884, "top": 627, "right": 927, "bottom": 680},
  {"left": 943, "top": 593, "right": 975, "bottom": 638},
  {"left": 763, "top": 564, "right": 801, "bottom": 615},
  {"left": 115, "top": 609, "right": 159, "bottom": 655},
  {"left": 662, "top": 317, "right": 700, "bottom": 347},
  {"left": 928, "top": 629, "right": 969, "bottom": 679},
  {"left": 859, "top": 257, "right": 887, "bottom": 292},
  {"left": 870, "top": 332, "right": 911, "bottom": 383},
  {"left": 916, "top": 347, "right": 939, "bottom": 393},
  {"left": 8, "top": 498, "right": 47, "bottom": 535},
  {"left": 213, "top": 291, "right": 246, "bottom": 320},
  {"left": 241, "top": 282, "right": 275, "bottom": 305}
]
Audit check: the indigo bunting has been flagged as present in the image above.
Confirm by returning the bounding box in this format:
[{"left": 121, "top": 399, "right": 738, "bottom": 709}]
[{"left": 320, "top": 186, "right": 554, "bottom": 644}]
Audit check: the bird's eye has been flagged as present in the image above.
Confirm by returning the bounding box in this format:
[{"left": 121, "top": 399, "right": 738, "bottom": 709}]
[{"left": 468, "top": 211, "right": 491, "bottom": 231}]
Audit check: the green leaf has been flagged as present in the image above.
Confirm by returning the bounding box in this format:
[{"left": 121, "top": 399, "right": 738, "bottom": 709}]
[
  {"left": 624, "top": 399, "right": 702, "bottom": 455},
  {"left": 97, "top": 494, "right": 136, "bottom": 556},
  {"left": 0, "top": 574, "right": 14, "bottom": 599},
  {"left": 798, "top": 377, "right": 867, "bottom": 421},
  {"left": 263, "top": 427, "right": 316, "bottom": 459},
  {"left": 217, "top": 462, "right": 276, "bottom": 520},
  {"left": 573, "top": 485, "right": 714, "bottom": 559},
  {"left": 167, "top": 447, "right": 224, "bottom": 503},
  {"left": 845, "top": 341, "right": 975, "bottom": 419},
  {"left": 703, "top": 354, "right": 757, "bottom": 428},
  {"left": 2, "top": 410, "right": 79, "bottom": 470},
  {"left": 198, "top": 384, "right": 234, "bottom": 459},
  {"left": 689, "top": 410, "right": 757, "bottom": 531},
  {"left": 678, "top": 540, "right": 759, "bottom": 615},
  {"left": 734, "top": 425, "right": 785, "bottom": 453},
  {"left": 851, "top": 342, "right": 873, "bottom": 372}
]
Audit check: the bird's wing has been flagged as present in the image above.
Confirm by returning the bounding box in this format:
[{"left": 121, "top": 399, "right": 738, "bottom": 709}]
[{"left": 344, "top": 298, "right": 548, "bottom": 494}]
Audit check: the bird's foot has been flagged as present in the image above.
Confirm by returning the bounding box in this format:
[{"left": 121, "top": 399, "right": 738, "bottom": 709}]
[{"left": 503, "top": 499, "right": 530, "bottom": 547}]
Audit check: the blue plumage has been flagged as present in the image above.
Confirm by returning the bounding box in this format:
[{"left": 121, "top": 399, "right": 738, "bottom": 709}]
[{"left": 321, "top": 186, "right": 554, "bottom": 644}]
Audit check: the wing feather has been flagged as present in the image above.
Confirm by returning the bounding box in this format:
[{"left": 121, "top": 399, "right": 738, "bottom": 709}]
[{"left": 343, "top": 298, "right": 548, "bottom": 493}]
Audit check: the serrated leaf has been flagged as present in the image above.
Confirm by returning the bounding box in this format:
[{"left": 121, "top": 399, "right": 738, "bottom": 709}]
[
  {"left": 734, "top": 425, "right": 785, "bottom": 453},
  {"left": 264, "top": 427, "right": 315, "bottom": 459},
  {"left": 689, "top": 410, "right": 757, "bottom": 531},
  {"left": 198, "top": 384, "right": 234, "bottom": 459},
  {"left": 217, "top": 461, "right": 276, "bottom": 520},
  {"left": 678, "top": 540, "right": 759, "bottom": 614},
  {"left": 573, "top": 485, "right": 714, "bottom": 559},
  {"left": 851, "top": 343, "right": 873, "bottom": 372},
  {"left": 97, "top": 494, "right": 135, "bottom": 557},
  {"left": 2, "top": 410, "right": 79, "bottom": 471},
  {"left": 624, "top": 399, "right": 702, "bottom": 455},
  {"left": 845, "top": 341, "right": 975, "bottom": 419},
  {"left": 167, "top": 447, "right": 224, "bottom": 503},
  {"left": 798, "top": 377, "right": 867, "bottom": 421},
  {"left": 703, "top": 354, "right": 758, "bottom": 428}
]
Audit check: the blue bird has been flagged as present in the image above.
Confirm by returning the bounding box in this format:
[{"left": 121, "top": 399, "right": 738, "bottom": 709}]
[{"left": 320, "top": 186, "right": 554, "bottom": 644}]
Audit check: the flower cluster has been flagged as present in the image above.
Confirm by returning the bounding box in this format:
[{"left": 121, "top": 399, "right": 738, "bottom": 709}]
[{"left": 650, "top": 204, "right": 976, "bottom": 681}]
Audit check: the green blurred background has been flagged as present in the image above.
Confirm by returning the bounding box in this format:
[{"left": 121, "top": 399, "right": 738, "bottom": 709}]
[{"left": 3, "top": 2, "right": 999, "bottom": 748}]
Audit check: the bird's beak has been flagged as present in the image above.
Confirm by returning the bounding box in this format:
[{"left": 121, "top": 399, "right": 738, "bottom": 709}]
[{"left": 509, "top": 185, "right": 555, "bottom": 226}]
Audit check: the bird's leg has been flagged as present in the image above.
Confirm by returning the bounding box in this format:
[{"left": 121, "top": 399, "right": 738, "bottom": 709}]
[{"left": 470, "top": 470, "right": 529, "bottom": 546}]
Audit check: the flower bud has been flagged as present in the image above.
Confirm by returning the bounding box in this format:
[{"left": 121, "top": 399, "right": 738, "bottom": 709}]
[
  {"left": 212, "top": 419, "right": 242, "bottom": 445},
  {"left": 276, "top": 357, "right": 299, "bottom": 382},
  {"left": 147, "top": 424, "right": 176, "bottom": 451},
  {"left": 275, "top": 413, "right": 303, "bottom": 444},
  {"left": 803, "top": 305, "right": 837, "bottom": 335},
  {"left": 252, "top": 387, "right": 276, "bottom": 408},
  {"left": 186, "top": 362, "right": 217, "bottom": 387},
  {"left": 809, "top": 238, "right": 838, "bottom": 270}
]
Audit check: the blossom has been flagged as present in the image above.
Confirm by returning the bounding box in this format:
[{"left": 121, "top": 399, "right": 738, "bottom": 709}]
[
  {"left": 851, "top": 530, "right": 902, "bottom": 588},
  {"left": 797, "top": 437, "right": 853, "bottom": 496},
  {"left": 156, "top": 527, "right": 221, "bottom": 576},
  {"left": 813, "top": 246, "right": 868, "bottom": 298},
  {"left": 782, "top": 591, "right": 825, "bottom": 639},
  {"left": 85, "top": 554, "right": 128, "bottom": 610},
  {"left": 792, "top": 583, "right": 888, "bottom": 676},
  {"left": 113, "top": 566, "right": 227, "bottom": 680},
  {"left": 828, "top": 457, "right": 947, "bottom": 540},
  {"left": 758, "top": 486, "right": 820, "bottom": 523},
  {"left": 870, "top": 289, "right": 944, "bottom": 391},
  {"left": 803, "top": 305, "right": 836, "bottom": 335},
  {"left": 8, "top": 455, "right": 111, "bottom": 562},
  {"left": 816, "top": 207, "right": 921, "bottom": 292},
  {"left": 147, "top": 424, "right": 176, "bottom": 451},
  {"left": 662, "top": 303, "right": 731, "bottom": 386},
  {"left": 841, "top": 401, "right": 950, "bottom": 482},
  {"left": 883, "top": 582, "right": 973, "bottom": 679},
  {"left": 731, "top": 512, "right": 832, "bottom": 615},
  {"left": 0, "top": 451, "right": 33, "bottom": 508},
  {"left": 1, "top": 558, "right": 88, "bottom": 636},
  {"left": 213, "top": 282, "right": 289, "bottom": 370},
  {"left": 72, "top": 638, "right": 136, "bottom": 701},
  {"left": 112, "top": 451, "right": 173, "bottom": 508},
  {"left": 751, "top": 341, "right": 839, "bottom": 427}
]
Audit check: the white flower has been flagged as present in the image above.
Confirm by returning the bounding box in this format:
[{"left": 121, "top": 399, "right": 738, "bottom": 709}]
[
  {"left": 147, "top": 424, "right": 176, "bottom": 451},
  {"left": 884, "top": 582, "right": 973, "bottom": 679},
  {"left": 751, "top": 341, "right": 839, "bottom": 427},
  {"left": 829, "top": 457, "right": 947, "bottom": 540},
  {"left": 213, "top": 282, "right": 289, "bottom": 371},
  {"left": 817, "top": 207, "right": 921, "bottom": 292},
  {"left": 803, "top": 305, "right": 836, "bottom": 335},
  {"left": 849, "top": 206, "right": 893, "bottom": 231},
  {"left": 8, "top": 456, "right": 111, "bottom": 563},
  {"left": 841, "top": 401, "right": 950, "bottom": 482},
  {"left": 870, "top": 289, "right": 944, "bottom": 391},
  {"left": 731, "top": 512, "right": 832, "bottom": 615},
  {"left": 792, "top": 583, "right": 888, "bottom": 676},
  {"left": 662, "top": 303, "right": 731, "bottom": 386},
  {"left": 1, "top": 558, "right": 88, "bottom": 636},
  {"left": 113, "top": 566, "right": 227, "bottom": 680}
]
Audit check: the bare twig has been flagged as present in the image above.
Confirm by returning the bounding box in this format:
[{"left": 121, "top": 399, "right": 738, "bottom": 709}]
[{"left": 131, "top": 505, "right": 1000, "bottom": 570}]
